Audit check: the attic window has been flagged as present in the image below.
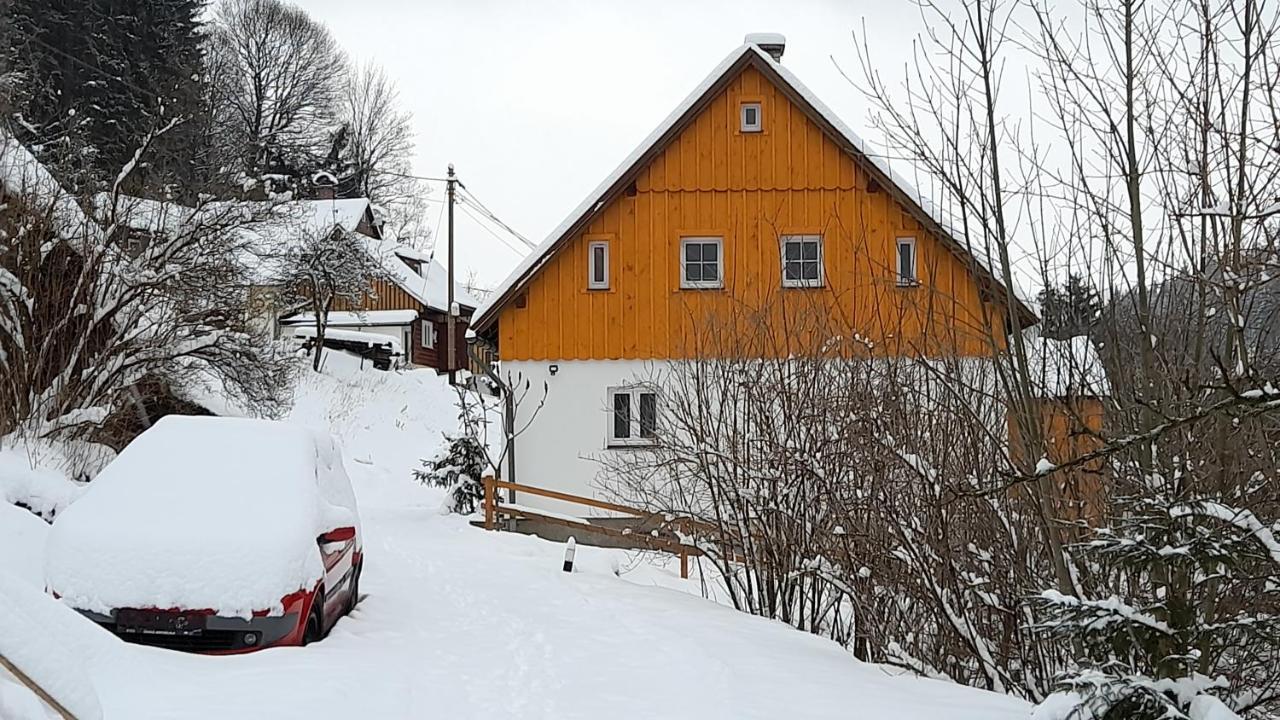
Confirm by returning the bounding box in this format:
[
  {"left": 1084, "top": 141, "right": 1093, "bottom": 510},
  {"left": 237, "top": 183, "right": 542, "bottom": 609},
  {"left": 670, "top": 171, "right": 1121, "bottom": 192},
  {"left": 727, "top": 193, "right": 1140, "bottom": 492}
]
[
  {"left": 896, "top": 237, "right": 918, "bottom": 287},
  {"left": 740, "top": 102, "right": 762, "bottom": 132},
  {"left": 587, "top": 240, "right": 609, "bottom": 290}
]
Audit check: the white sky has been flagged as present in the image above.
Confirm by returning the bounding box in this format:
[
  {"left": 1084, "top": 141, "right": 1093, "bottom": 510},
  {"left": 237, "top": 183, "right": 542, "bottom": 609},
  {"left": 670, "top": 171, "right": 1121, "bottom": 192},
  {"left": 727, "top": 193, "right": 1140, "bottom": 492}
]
[{"left": 294, "top": 0, "right": 929, "bottom": 288}]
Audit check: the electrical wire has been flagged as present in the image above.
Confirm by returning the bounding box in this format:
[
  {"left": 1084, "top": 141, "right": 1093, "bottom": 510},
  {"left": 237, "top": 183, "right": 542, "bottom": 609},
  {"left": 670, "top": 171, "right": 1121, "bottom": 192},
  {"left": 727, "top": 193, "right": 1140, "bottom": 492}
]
[
  {"left": 457, "top": 202, "right": 528, "bottom": 257},
  {"left": 456, "top": 188, "right": 536, "bottom": 249},
  {"left": 369, "top": 168, "right": 453, "bottom": 183}
]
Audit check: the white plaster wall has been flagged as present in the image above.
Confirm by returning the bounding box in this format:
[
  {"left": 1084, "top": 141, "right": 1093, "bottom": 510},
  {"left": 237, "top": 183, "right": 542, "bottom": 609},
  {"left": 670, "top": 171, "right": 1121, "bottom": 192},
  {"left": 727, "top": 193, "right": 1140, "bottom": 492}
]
[
  {"left": 502, "top": 359, "right": 659, "bottom": 517},
  {"left": 500, "top": 356, "right": 1004, "bottom": 518}
]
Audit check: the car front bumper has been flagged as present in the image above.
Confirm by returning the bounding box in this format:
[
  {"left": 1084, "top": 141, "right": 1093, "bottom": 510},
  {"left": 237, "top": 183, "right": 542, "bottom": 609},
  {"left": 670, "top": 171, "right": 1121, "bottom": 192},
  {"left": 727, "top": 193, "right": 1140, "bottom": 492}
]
[{"left": 78, "top": 608, "right": 303, "bottom": 653}]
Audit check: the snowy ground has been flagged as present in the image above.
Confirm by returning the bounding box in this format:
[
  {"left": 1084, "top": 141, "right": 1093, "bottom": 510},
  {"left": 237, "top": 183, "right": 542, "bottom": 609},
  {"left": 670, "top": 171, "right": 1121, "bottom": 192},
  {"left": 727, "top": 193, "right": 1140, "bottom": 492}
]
[{"left": 2, "top": 354, "right": 1032, "bottom": 719}]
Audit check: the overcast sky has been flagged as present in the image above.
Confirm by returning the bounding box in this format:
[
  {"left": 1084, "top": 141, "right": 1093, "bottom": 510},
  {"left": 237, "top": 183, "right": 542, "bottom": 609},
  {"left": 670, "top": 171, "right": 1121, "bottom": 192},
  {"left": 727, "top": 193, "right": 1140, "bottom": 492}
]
[{"left": 293, "top": 0, "right": 928, "bottom": 287}]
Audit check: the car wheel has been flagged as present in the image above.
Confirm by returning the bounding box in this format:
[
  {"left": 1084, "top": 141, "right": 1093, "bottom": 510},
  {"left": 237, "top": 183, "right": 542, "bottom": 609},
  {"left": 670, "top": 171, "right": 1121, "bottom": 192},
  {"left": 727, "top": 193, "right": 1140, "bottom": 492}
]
[
  {"left": 346, "top": 564, "right": 361, "bottom": 614},
  {"left": 302, "top": 593, "right": 324, "bottom": 645}
]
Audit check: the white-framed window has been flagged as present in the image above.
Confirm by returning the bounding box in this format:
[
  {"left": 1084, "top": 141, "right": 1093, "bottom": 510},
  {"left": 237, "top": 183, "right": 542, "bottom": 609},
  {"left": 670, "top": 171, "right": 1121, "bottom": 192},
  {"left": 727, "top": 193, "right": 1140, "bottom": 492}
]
[
  {"left": 740, "top": 102, "right": 762, "bottom": 132},
  {"left": 420, "top": 320, "right": 438, "bottom": 349},
  {"left": 896, "top": 237, "right": 918, "bottom": 287},
  {"left": 781, "top": 234, "right": 823, "bottom": 288},
  {"left": 587, "top": 240, "right": 609, "bottom": 290},
  {"left": 680, "top": 236, "right": 724, "bottom": 289},
  {"left": 608, "top": 386, "right": 658, "bottom": 446}
]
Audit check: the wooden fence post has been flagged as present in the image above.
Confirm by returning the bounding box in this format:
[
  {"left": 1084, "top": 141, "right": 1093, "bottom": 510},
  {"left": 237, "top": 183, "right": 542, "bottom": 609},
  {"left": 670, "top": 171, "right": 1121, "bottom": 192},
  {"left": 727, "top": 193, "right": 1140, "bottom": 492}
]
[
  {"left": 483, "top": 475, "right": 495, "bottom": 530},
  {"left": 679, "top": 548, "right": 689, "bottom": 580}
]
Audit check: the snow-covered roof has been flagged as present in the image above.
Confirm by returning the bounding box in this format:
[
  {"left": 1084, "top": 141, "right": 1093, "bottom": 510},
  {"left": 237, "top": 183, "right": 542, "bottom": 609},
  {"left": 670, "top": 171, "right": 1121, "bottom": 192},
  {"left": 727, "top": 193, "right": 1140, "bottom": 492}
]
[
  {"left": 90, "top": 192, "right": 193, "bottom": 235},
  {"left": 473, "top": 41, "right": 1036, "bottom": 332},
  {"left": 217, "top": 197, "right": 373, "bottom": 244},
  {"left": 289, "top": 325, "right": 403, "bottom": 353},
  {"left": 45, "top": 416, "right": 358, "bottom": 618},
  {"left": 392, "top": 244, "right": 432, "bottom": 263},
  {"left": 280, "top": 309, "right": 420, "bottom": 327},
  {"left": 1023, "top": 328, "right": 1109, "bottom": 398},
  {"left": 0, "top": 133, "right": 96, "bottom": 241},
  {"left": 363, "top": 236, "right": 481, "bottom": 313}
]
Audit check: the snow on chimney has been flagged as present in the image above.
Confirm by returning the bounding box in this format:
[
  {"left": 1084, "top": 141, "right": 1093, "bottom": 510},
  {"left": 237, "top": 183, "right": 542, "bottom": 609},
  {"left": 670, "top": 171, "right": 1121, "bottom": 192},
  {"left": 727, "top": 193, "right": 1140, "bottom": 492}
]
[
  {"left": 745, "top": 33, "right": 786, "bottom": 62},
  {"left": 312, "top": 171, "right": 337, "bottom": 200}
]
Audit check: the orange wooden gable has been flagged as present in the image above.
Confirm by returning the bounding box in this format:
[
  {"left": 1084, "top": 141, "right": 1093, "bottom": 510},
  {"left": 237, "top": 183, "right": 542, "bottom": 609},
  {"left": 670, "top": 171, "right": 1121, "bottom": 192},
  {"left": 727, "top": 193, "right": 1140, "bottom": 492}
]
[{"left": 477, "top": 44, "right": 1035, "bottom": 361}]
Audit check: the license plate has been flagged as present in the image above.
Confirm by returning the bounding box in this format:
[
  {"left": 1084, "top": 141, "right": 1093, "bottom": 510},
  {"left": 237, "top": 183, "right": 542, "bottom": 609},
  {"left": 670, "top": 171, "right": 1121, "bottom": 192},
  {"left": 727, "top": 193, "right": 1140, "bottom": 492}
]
[{"left": 116, "top": 609, "right": 206, "bottom": 636}]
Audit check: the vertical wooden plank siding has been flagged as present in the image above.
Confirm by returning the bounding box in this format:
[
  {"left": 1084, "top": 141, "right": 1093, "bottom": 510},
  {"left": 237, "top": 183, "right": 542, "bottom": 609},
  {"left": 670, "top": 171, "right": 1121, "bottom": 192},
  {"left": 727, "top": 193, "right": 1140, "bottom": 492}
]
[{"left": 497, "top": 66, "right": 1007, "bottom": 361}]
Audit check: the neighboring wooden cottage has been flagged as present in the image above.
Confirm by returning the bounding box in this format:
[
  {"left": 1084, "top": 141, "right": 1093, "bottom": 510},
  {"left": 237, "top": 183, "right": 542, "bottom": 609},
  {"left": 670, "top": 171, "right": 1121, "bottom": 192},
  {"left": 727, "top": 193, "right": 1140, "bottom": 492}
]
[
  {"left": 471, "top": 35, "right": 1040, "bottom": 509},
  {"left": 271, "top": 198, "right": 479, "bottom": 374},
  {"left": 96, "top": 191, "right": 478, "bottom": 375}
]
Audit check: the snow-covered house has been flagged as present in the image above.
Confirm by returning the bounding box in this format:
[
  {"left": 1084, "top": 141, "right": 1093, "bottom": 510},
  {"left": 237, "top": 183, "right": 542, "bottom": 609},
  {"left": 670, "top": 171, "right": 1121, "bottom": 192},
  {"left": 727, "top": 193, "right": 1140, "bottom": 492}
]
[
  {"left": 271, "top": 199, "right": 480, "bottom": 373},
  {"left": 471, "top": 35, "right": 1039, "bottom": 510},
  {"left": 1021, "top": 329, "right": 1110, "bottom": 523},
  {"left": 90, "top": 191, "right": 478, "bottom": 374}
]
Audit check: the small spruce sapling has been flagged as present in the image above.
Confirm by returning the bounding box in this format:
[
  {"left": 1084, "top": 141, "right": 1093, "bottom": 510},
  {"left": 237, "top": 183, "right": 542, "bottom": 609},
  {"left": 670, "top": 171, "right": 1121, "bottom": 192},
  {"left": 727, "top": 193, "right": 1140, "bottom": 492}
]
[{"left": 414, "top": 433, "right": 488, "bottom": 514}]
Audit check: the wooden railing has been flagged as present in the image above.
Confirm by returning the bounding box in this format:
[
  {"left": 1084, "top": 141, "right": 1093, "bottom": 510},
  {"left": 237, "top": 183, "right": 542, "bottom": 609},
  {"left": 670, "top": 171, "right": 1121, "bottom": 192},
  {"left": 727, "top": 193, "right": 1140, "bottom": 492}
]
[{"left": 482, "top": 476, "right": 700, "bottom": 579}]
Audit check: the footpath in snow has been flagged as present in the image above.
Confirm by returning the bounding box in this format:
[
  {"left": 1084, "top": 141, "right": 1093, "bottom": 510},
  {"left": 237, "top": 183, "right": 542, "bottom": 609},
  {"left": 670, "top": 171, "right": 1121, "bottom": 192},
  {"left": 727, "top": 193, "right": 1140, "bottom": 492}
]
[{"left": 1, "top": 355, "right": 1032, "bottom": 719}]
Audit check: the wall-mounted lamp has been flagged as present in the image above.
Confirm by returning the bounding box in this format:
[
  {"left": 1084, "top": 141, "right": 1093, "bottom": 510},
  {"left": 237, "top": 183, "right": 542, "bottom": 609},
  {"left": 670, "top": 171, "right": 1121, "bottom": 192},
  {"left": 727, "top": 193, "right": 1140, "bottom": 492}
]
[{"left": 549, "top": 364, "right": 559, "bottom": 376}]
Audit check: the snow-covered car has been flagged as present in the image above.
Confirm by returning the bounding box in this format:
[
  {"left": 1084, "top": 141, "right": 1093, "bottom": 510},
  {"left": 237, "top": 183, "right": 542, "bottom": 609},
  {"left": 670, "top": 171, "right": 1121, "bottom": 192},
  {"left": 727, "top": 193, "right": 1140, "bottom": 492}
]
[{"left": 44, "top": 416, "right": 362, "bottom": 653}]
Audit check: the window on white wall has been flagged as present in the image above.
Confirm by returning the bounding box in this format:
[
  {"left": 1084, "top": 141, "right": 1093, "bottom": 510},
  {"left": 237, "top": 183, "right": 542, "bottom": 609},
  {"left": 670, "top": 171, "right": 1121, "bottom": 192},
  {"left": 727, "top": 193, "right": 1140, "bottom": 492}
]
[
  {"left": 421, "top": 320, "right": 437, "bottom": 349},
  {"left": 588, "top": 240, "right": 609, "bottom": 289},
  {"left": 680, "top": 237, "right": 723, "bottom": 289},
  {"left": 608, "top": 387, "right": 658, "bottom": 446},
  {"left": 781, "top": 235, "right": 823, "bottom": 287},
  {"left": 896, "top": 237, "right": 918, "bottom": 287}
]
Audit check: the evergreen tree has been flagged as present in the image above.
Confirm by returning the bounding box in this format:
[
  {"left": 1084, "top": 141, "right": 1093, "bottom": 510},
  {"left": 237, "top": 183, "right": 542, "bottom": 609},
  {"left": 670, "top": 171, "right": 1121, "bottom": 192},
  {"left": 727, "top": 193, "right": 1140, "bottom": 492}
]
[
  {"left": 1035, "top": 480, "right": 1280, "bottom": 719},
  {"left": 414, "top": 434, "right": 489, "bottom": 515},
  {"left": 1038, "top": 272, "right": 1103, "bottom": 340},
  {"left": 6, "top": 0, "right": 210, "bottom": 195}
]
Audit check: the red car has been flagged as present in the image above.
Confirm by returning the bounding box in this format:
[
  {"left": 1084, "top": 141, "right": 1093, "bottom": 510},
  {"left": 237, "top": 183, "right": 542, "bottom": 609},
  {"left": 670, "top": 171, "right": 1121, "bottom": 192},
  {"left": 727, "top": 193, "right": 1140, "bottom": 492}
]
[
  {"left": 46, "top": 416, "right": 364, "bottom": 653},
  {"left": 69, "top": 526, "right": 361, "bottom": 652}
]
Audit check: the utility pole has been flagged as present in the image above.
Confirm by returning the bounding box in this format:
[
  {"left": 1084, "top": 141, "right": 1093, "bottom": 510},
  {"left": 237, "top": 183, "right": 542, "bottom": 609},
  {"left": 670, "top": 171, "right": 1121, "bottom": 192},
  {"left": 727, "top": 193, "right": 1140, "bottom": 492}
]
[{"left": 446, "top": 164, "right": 457, "bottom": 385}]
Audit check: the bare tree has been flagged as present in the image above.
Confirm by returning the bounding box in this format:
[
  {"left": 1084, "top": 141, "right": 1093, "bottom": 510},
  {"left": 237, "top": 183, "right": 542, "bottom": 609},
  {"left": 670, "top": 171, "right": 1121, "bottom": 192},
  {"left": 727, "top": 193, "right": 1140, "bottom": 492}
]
[
  {"left": 845, "top": 0, "right": 1280, "bottom": 714},
  {"left": 207, "top": 0, "right": 347, "bottom": 189},
  {"left": 596, "top": 289, "right": 1070, "bottom": 694},
  {"left": 272, "top": 219, "right": 391, "bottom": 371},
  {"left": 339, "top": 61, "right": 414, "bottom": 207}
]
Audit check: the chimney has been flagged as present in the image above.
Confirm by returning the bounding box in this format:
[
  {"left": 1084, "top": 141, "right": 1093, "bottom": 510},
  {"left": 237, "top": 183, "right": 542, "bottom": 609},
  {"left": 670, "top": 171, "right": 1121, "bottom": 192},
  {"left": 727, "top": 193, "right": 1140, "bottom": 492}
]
[
  {"left": 745, "top": 33, "right": 786, "bottom": 62},
  {"left": 312, "top": 171, "right": 337, "bottom": 200}
]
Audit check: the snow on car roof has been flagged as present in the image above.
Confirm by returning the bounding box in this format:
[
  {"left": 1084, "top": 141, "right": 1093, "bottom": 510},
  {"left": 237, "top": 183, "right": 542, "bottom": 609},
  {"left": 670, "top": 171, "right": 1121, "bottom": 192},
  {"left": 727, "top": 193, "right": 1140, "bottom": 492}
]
[{"left": 45, "top": 416, "right": 357, "bottom": 618}]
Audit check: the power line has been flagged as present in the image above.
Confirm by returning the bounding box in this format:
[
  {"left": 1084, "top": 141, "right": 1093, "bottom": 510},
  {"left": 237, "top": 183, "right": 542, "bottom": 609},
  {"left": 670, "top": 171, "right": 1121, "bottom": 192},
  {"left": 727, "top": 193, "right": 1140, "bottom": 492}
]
[
  {"left": 457, "top": 203, "right": 528, "bottom": 257},
  {"left": 431, "top": 193, "right": 447, "bottom": 246},
  {"left": 457, "top": 187, "right": 536, "bottom": 249},
  {"left": 370, "top": 168, "right": 453, "bottom": 184}
]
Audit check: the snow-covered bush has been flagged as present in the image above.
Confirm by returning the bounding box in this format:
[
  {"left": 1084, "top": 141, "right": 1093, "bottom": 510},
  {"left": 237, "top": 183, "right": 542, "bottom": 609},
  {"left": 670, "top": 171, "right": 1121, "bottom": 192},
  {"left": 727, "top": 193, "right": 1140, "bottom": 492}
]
[
  {"left": 414, "top": 433, "right": 488, "bottom": 514},
  {"left": 0, "top": 134, "right": 291, "bottom": 446}
]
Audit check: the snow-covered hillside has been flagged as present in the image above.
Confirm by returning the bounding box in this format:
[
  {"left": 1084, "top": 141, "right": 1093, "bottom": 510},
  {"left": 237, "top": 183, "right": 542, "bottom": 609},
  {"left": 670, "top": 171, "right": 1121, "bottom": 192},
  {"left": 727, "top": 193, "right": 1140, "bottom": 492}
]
[{"left": 0, "top": 356, "right": 1032, "bottom": 719}]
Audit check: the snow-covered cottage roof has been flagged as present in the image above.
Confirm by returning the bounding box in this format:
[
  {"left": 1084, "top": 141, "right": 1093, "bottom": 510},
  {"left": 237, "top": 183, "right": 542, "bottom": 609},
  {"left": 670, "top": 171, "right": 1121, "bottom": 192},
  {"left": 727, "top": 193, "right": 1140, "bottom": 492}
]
[
  {"left": 90, "top": 192, "right": 193, "bottom": 236},
  {"left": 363, "top": 236, "right": 481, "bottom": 313},
  {"left": 280, "top": 309, "right": 421, "bottom": 327},
  {"left": 0, "top": 133, "right": 96, "bottom": 240},
  {"left": 473, "top": 40, "right": 1037, "bottom": 333},
  {"left": 1023, "top": 328, "right": 1109, "bottom": 398}
]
